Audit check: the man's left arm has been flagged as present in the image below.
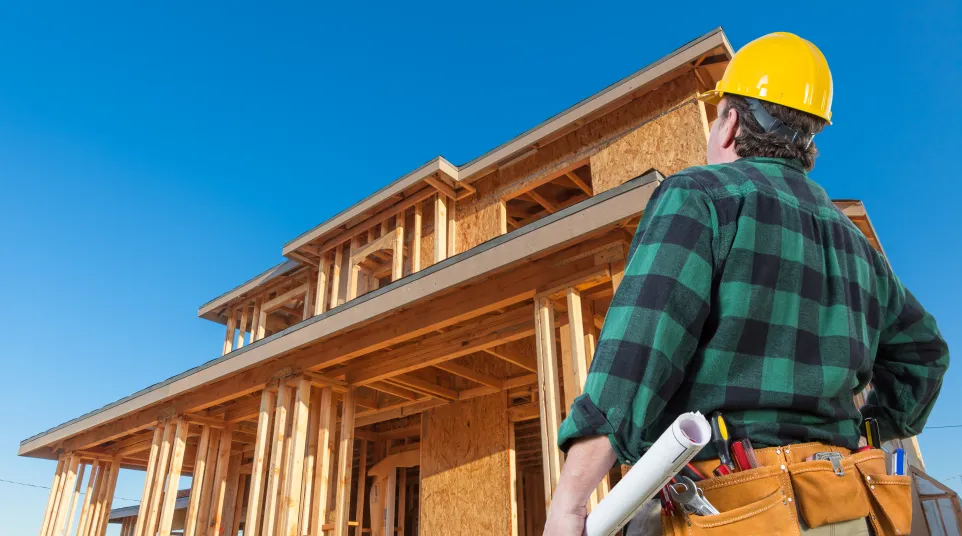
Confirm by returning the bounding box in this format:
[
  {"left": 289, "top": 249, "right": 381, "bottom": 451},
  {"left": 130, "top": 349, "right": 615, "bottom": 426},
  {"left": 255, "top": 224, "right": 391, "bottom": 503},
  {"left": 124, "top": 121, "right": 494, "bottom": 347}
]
[{"left": 548, "top": 175, "right": 718, "bottom": 528}]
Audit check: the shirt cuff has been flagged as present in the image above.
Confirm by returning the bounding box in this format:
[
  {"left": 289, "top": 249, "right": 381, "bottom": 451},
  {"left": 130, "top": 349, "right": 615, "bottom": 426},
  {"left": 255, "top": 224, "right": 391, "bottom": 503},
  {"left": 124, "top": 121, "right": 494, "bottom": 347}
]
[{"left": 558, "top": 394, "right": 633, "bottom": 466}]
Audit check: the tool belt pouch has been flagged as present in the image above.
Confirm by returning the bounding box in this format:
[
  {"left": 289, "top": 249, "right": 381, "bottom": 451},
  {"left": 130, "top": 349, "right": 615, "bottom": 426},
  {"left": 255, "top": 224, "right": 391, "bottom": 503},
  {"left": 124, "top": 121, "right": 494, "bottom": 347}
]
[
  {"left": 677, "top": 465, "right": 798, "bottom": 535},
  {"left": 853, "top": 451, "right": 913, "bottom": 535},
  {"left": 787, "top": 453, "right": 871, "bottom": 528}
]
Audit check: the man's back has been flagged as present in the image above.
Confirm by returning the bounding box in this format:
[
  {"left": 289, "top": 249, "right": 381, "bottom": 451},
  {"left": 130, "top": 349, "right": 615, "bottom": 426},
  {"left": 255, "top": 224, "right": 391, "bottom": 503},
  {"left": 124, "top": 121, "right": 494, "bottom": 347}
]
[{"left": 558, "top": 156, "right": 948, "bottom": 463}]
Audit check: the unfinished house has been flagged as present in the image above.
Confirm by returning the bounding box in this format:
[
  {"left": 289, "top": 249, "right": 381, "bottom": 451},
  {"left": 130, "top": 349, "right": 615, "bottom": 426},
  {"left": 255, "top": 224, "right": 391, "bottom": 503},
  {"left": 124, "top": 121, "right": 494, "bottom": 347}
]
[{"left": 20, "top": 27, "right": 945, "bottom": 536}]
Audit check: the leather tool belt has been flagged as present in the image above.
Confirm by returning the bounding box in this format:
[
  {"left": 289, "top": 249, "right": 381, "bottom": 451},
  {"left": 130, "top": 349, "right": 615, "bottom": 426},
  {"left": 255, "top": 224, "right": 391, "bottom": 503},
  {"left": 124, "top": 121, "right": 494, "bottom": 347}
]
[{"left": 660, "top": 442, "right": 912, "bottom": 535}]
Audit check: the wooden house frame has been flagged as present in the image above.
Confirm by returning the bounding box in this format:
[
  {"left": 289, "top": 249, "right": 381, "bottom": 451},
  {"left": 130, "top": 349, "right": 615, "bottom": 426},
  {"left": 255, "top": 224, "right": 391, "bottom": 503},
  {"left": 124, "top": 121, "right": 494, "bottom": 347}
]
[{"left": 19, "top": 28, "right": 924, "bottom": 536}]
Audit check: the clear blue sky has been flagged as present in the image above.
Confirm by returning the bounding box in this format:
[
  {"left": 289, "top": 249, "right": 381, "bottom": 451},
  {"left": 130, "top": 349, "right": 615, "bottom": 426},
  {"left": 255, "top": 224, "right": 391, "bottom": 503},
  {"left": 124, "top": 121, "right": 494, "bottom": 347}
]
[{"left": 1, "top": 1, "right": 959, "bottom": 533}]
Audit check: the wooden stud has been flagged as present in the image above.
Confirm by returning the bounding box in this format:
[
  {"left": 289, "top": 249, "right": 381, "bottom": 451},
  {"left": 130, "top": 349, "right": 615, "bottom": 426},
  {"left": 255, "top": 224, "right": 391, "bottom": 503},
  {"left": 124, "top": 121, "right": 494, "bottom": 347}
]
[
  {"left": 411, "top": 202, "right": 422, "bottom": 273},
  {"left": 223, "top": 309, "right": 238, "bottom": 355},
  {"left": 230, "top": 474, "right": 248, "bottom": 536},
  {"left": 281, "top": 378, "right": 312, "bottom": 536},
  {"left": 183, "top": 425, "right": 212, "bottom": 536},
  {"left": 157, "top": 419, "right": 190, "bottom": 536},
  {"left": 534, "top": 297, "right": 563, "bottom": 508},
  {"left": 303, "top": 274, "right": 316, "bottom": 320},
  {"left": 237, "top": 304, "right": 250, "bottom": 350},
  {"left": 509, "top": 423, "right": 519, "bottom": 536},
  {"left": 315, "top": 254, "right": 332, "bottom": 316},
  {"left": 347, "top": 237, "right": 361, "bottom": 301},
  {"left": 209, "top": 425, "right": 236, "bottom": 536},
  {"left": 353, "top": 439, "right": 368, "bottom": 536},
  {"left": 93, "top": 460, "right": 120, "bottom": 536},
  {"left": 392, "top": 212, "right": 404, "bottom": 282},
  {"left": 243, "top": 388, "right": 277, "bottom": 536},
  {"left": 62, "top": 462, "right": 86, "bottom": 536},
  {"left": 397, "top": 469, "right": 406, "bottom": 536},
  {"left": 194, "top": 428, "right": 222, "bottom": 536},
  {"left": 219, "top": 453, "right": 243, "bottom": 534},
  {"left": 275, "top": 389, "right": 296, "bottom": 536},
  {"left": 330, "top": 244, "right": 344, "bottom": 308},
  {"left": 75, "top": 461, "right": 100, "bottom": 536},
  {"left": 526, "top": 190, "right": 557, "bottom": 213},
  {"left": 433, "top": 194, "right": 447, "bottom": 263},
  {"left": 309, "top": 387, "right": 335, "bottom": 536},
  {"left": 334, "top": 388, "right": 357, "bottom": 536},
  {"left": 565, "top": 171, "right": 593, "bottom": 196},
  {"left": 249, "top": 298, "right": 261, "bottom": 344},
  {"left": 498, "top": 200, "right": 508, "bottom": 236},
  {"left": 697, "top": 99, "right": 712, "bottom": 141},
  {"left": 299, "top": 388, "right": 321, "bottom": 533},
  {"left": 446, "top": 195, "right": 456, "bottom": 257},
  {"left": 49, "top": 454, "right": 80, "bottom": 536},
  {"left": 610, "top": 259, "right": 626, "bottom": 295},
  {"left": 38, "top": 457, "right": 65, "bottom": 536},
  {"left": 262, "top": 383, "right": 291, "bottom": 536},
  {"left": 80, "top": 462, "right": 106, "bottom": 536},
  {"left": 142, "top": 421, "right": 176, "bottom": 536}
]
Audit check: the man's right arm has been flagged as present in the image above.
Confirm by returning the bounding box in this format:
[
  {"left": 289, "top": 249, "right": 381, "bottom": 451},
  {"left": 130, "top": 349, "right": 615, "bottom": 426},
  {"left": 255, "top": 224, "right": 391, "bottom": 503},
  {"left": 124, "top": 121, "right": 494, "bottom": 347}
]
[{"left": 864, "top": 279, "right": 949, "bottom": 440}]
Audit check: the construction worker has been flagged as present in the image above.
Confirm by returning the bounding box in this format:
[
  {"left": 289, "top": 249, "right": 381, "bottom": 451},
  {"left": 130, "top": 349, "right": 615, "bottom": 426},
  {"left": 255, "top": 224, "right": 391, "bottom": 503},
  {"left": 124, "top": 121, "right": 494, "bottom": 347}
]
[{"left": 544, "top": 32, "right": 950, "bottom": 535}]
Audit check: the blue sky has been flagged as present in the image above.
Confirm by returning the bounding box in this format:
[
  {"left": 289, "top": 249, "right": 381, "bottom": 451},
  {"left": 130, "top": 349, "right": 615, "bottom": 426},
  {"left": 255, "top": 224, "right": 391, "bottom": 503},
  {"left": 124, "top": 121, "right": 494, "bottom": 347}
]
[{"left": 1, "top": 1, "right": 959, "bottom": 533}]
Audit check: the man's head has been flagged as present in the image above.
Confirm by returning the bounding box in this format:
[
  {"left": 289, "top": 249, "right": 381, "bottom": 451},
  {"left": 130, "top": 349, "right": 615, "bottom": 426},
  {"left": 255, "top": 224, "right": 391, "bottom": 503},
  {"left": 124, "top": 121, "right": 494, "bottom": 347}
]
[
  {"left": 698, "top": 32, "right": 834, "bottom": 171},
  {"left": 706, "top": 95, "right": 829, "bottom": 170}
]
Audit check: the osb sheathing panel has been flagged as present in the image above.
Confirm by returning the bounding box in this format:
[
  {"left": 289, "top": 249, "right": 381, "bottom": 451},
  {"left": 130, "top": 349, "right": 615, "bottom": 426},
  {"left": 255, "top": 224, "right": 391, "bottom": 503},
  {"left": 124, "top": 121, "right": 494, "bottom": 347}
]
[
  {"left": 456, "top": 72, "right": 701, "bottom": 252},
  {"left": 590, "top": 101, "right": 708, "bottom": 194},
  {"left": 420, "top": 393, "right": 512, "bottom": 536}
]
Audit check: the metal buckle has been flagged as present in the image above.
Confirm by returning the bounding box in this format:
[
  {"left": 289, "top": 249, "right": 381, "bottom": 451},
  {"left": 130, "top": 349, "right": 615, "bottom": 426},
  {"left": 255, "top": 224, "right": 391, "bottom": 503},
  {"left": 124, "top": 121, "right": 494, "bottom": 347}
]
[{"left": 813, "top": 452, "right": 845, "bottom": 476}]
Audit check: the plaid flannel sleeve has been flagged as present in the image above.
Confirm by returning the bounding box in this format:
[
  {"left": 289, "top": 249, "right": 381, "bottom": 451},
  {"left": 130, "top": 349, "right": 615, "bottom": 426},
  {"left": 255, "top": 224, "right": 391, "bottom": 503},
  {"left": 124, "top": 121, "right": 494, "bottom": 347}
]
[
  {"left": 864, "top": 279, "right": 949, "bottom": 440},
  {"left": 558, "top": 175, "right": 717, "bottom": 464}
]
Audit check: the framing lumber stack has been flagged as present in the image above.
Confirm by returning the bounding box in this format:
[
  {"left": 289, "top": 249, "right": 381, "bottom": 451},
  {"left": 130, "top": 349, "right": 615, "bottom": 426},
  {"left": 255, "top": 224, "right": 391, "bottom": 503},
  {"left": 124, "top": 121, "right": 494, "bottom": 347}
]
[{"left": 19, "top": 28, "right": 921, "bottom": 536}]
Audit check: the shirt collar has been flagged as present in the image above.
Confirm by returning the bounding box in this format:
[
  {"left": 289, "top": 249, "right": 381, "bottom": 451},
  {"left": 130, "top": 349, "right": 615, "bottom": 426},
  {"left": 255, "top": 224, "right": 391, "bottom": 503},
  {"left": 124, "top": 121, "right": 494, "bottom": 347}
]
[{"left": 741, "top": 156, "right": 807, "bottom": 172}]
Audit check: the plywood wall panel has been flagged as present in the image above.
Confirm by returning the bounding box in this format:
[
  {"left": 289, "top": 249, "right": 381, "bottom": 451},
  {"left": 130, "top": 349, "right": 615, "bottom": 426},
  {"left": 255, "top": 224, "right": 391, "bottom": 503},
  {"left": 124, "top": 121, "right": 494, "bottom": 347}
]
[
  {"left": 420, "top": 393, "right": 512, "bottom": 536},
  {"left": 590, "top": 101, "right": 707, "bottom": 194},
  {"left": 456, "top": 73, "right": 701, "bottom": 251}
]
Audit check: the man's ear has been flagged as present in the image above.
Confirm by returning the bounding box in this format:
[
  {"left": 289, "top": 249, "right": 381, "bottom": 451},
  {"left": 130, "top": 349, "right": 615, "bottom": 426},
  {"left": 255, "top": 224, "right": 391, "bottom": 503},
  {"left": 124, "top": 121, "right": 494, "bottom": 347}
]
[{"left": 720, "top": 106, "right": 739, "bottom": 149}]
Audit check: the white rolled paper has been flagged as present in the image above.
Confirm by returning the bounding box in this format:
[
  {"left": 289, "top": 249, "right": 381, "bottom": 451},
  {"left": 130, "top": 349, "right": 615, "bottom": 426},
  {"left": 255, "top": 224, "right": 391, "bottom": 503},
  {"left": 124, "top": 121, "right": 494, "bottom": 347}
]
[{"left": 585, "top": 412, "right": 712, "bottom": 536}]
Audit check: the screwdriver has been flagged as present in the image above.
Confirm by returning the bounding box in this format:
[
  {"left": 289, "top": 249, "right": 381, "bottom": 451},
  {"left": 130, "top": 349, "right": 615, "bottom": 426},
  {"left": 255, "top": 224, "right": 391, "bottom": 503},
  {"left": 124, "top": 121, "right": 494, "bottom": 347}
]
[{"left": 711, "top": 412, "right": 735, "bottom": 471}]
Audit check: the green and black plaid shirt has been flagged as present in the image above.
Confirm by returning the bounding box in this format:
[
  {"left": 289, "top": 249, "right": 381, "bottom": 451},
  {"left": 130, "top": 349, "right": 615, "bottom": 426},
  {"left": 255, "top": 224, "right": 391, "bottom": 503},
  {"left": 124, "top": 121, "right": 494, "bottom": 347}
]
[{"left": 558, "top": 157, "right": 949, "bottom": 464}]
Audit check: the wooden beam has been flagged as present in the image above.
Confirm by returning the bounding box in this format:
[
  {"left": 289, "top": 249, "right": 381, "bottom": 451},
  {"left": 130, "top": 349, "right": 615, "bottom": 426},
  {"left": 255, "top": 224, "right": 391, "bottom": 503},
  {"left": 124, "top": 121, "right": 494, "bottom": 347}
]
[
  {"left": 350, "top": 232, "right": 396, "bottom": 267},
  {"left": 411, "top": 202, "right": 422, "bottom": 273},
  {"left": 237, "top": 304, "right": 250, "bottom": 350},
  {"left": 314, "top": 254, "right": 332, "bottom": 316},
  {"left": 387, "top": 375, "right": 457, "bottom": 401},
  {"left": 218, "top": 452, "right": 243, "bottom": 535},
  {"left": 433, "top": 193, "right": 447, "bottom": 263},
  {"left": 330, "top": 244, "right": 343, "bottom": 308},
  {"left": 447, "top": 195, "right": 456, "bottom": 256},
  {"left": 158, "top": 419, "right": 190, "bottom": 536},
  {"left": 353, "top": 439, "right": 368, "bottom": 536},
  {"left": 183, "top": 425, "right": 212, "bottom": 536},
  {"left": 534, "top": 297, "right": 563, "bottom": 508},
  {"left": 209, "top": 425, "right": 236, "bottom": 536},
  {"left": 251, "top": 298, "right": 264, "bottom": 343},
  {"left": 75, "top": 461, "right": 99, "bottom": 536},
  {"left": 223, "top": 309, "right": 237, "bottom": 355},
  {"left": 282, "top": 378, "right": 312, "bottom": 536},
  {"left": 309, "top": 387, "right": 335, "bottom": 536},
  {"left": 347, "top": 237, "right": 361, "bottom": 301},
  {"left": 433, "top": 361, "right": 503, "bottom": 389},
  {"left": 38, "top": 457, "right": 66, "bottom": 536},
  {"left": 610, "top": 259, "right": 626, "bottom": 294},
  {"left": 397, "top": 468, "right": 407, "bottom": 536},
  {"left": 484, "top": 343, "right": 538, "bottom": 373},
  {"left": 565, "top": 171, "right": 593, "bottom": 196},
  {"left": 424, "top": 174, "right": 457, "bottom": 200},
  {"left": 369, "top": 381, "right": 418, "bottom": 401},
  {"left": 509, "top": 423, "right": 519, "bottom": 536},
  {"left": 95, "top": 459, "right": 121, "bottom": 536},
  {"left": 143, "top": 421, "right": 177, "bottom": 536},
  {"left": 526, "top": 190, "right": 557, "bottom": 213},
  {"left": 354, "top": 398, "right": 445, "bottom": 428},
  {"left": 84, "top": 459, "right": 108, "bottom": 536},
  {"left": 263, "top": 284, "right": 310, "bottom": 313},
  {"left": 392, "top": 215, "right": 404, "bottom": 282},
  {"left": 508, "top": 402, "right": 540, "bottom": 423},
  {"left": 242, "top": 388, "right": 276, "bottom": 536},
  {"left": 299, "top": 389, "right": 321, "bottom": 534},
  {"left": 61, "top": 461, "right": 86, "bottom": 536},
  {"left": 334, "top": 388, "right": 358, "bottom": 536},
  {"left": 498, "top": 200, "right": 509, "bottom": 236},
  {"left": 263, "top": 383, "right": 291, "bottom": 536},
  {"left": 194, "top": 428, "right": 221, "bottom": 536}
]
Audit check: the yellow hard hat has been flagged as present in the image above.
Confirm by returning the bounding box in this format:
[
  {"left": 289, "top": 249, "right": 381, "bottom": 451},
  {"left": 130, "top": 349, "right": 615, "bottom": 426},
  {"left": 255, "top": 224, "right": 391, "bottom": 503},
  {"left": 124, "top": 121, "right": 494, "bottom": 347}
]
[{"left": 698, "top": 32, "right": 833, "bottom": 122}]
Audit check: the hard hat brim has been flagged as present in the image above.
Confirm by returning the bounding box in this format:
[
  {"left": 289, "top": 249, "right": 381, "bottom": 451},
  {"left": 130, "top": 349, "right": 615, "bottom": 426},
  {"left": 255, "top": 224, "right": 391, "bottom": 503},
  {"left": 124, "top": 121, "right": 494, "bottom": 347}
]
[{"left": 696, "top": 89, "right": 722, "bottom": 106}]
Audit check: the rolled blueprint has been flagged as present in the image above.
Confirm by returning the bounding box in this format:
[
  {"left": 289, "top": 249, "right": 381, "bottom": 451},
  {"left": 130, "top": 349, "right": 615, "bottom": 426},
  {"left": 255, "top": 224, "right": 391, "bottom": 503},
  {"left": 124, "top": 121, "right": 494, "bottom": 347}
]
[{"left": 585, "top": 412, "right": 711, "bottom": 536}]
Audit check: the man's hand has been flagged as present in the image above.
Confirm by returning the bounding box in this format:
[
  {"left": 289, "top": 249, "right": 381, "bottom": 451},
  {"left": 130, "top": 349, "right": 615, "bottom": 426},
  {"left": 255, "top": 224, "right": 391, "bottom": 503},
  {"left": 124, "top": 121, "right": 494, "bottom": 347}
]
[
  {"left": 544, "top": 501, "right": 587, "bottom": 535},
  {"left": 543, "top": 435, "right": 617, "bottom": 535}
]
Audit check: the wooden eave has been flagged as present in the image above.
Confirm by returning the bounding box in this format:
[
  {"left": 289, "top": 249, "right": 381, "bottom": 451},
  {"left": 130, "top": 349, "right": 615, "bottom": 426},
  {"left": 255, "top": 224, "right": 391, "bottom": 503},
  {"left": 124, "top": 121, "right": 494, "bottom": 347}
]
[{"left": 20, "top": 171, "right": 664, "bottom": 459}]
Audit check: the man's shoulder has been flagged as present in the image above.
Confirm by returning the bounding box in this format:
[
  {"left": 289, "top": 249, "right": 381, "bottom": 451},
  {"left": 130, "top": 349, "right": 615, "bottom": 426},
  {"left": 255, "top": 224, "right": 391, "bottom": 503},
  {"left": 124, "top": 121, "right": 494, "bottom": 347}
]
[{"left": 665, "top": 162, "right": 757, "bottom": 198}]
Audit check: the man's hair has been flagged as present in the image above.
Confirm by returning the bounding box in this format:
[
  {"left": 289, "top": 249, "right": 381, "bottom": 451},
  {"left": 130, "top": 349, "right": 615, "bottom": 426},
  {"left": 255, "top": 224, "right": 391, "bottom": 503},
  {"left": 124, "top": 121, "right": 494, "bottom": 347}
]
[{"left": 722, "top": 95, "right": 829, "bottom": 171}]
